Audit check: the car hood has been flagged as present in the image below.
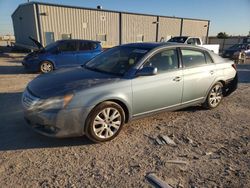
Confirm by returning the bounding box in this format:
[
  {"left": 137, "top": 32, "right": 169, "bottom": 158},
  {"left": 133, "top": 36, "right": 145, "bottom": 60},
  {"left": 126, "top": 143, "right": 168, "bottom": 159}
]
[
  {"left": 28, "top": 67, "right": 120, "bottom": 98},
  {"left": 29, "top": 36, "right": 44, "bottom": 49}
]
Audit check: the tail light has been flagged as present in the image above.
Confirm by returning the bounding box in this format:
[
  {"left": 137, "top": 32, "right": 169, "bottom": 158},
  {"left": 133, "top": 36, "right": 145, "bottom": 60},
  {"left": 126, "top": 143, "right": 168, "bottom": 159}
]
[{"left": 232, "top": 63, "right": 237, "bottom": 70}]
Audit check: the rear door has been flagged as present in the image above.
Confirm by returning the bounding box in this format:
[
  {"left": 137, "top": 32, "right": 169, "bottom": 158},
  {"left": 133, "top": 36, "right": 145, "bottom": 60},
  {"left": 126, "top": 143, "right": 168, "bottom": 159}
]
[
  {"left": 76, "top": 41, "right": 101, "bottom": 65},
  {"left": 132, "top": 48, "right": 183, "bottom": 116},
  {"left": 55, "top": 41, "right": 77, "bottom": 68},
  {"left": 180, "top": 48, "right": 216, "bottom": 103}
]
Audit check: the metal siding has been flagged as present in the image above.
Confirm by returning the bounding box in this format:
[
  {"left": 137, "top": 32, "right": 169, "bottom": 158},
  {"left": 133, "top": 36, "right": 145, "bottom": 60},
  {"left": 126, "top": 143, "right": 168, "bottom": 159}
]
[
  {"left": 158, "top": 17, "right": 182, "bottom": 41},
  {"left": 13, "top": 3, "right": 210, "bottom": 48},
  {"left": 12, "top": 4, "right": 38, "bottom": 46},
  {"left": 121, "top": 14, "right": 157, "bottom": 44},
  {"left": 182, "top": 19, "right": 209, "bottom": 43},
  {"left": 38, "top": 4, "right": 119, "bottom": 47}
]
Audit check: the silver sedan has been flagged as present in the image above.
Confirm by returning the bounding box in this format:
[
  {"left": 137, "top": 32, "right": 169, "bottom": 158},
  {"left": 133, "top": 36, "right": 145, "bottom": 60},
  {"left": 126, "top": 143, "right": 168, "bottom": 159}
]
[{"left": 22, "top": 43, "right": 238, "bottom": 142}]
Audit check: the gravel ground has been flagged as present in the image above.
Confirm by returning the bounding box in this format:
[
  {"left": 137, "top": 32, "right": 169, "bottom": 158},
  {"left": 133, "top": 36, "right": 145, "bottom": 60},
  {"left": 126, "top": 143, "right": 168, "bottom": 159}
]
[{"left": 0, "top": 53, "right": 249, "bottom": 188}]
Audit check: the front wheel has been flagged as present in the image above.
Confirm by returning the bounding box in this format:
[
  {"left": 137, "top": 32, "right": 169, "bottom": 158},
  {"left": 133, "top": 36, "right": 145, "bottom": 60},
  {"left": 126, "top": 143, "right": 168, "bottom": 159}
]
[
  {"left": 85, "top": 102, "right": 125, "bottom": 142},
  {"left": 203, "top": 82, "right": 223, "bottom": 109},
  {"left": 40, "top": 61, "right": 53, "bottom": 73}
]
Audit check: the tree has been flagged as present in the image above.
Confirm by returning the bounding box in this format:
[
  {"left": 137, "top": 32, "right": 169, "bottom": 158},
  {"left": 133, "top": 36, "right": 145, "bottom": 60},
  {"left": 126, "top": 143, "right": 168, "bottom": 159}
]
[{"left": 217, "top": 32, "right": 229, "bottom": 39}]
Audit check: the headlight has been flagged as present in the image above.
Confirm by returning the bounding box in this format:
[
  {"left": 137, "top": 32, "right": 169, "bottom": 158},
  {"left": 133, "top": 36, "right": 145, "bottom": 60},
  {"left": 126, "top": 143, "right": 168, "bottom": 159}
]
[{"left": 36, "top": 94, "right": 74, "bottom": 110}]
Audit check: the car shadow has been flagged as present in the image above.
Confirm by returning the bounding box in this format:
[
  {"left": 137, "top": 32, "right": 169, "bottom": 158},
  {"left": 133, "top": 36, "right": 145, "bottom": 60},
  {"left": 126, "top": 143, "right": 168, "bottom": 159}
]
[
  {"left": 0, "top": 65, "right": 28, "bottom": 74},
  {"left": 177, "top": 105, "right": 206, "bottom": 112},
  {"left": 0, "top": 92, "right": 93, "bottom": 151}
]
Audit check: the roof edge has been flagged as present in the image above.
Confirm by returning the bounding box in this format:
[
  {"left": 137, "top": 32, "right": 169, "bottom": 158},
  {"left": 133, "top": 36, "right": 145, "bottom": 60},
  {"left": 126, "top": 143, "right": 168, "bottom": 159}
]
[
  {"left": 12, "top": 2, "right": 35, "bottom": 17},
  {"left": 12, "top": 1, "right": 209, "bottom": 22}
]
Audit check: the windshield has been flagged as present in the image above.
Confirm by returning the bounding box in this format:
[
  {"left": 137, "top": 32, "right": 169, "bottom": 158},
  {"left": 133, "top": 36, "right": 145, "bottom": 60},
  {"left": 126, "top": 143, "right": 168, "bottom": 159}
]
[
  {"left": 84, "top": 46, "right": 149, "bottom": 76},
  {"left": 168, "top": 37, "right": 188, "bottom": 43},
  {"left": 44, "top": 41, "right": 59, "bottom": 51}
]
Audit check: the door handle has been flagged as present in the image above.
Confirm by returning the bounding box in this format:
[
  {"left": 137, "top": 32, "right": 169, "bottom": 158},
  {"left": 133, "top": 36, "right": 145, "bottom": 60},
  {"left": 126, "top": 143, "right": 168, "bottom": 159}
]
[
  {"left": 173, "top": 76, "right": 181, "bottom": 82},
  {"left": 210, "top": 70, "right": 214, "bottom": 75}
]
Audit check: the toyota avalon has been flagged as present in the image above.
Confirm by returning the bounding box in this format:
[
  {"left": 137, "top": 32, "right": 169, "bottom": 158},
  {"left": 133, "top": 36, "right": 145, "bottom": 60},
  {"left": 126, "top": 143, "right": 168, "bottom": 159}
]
[{"left": 22, "top": 43, "right": 237, "bottom": 142}]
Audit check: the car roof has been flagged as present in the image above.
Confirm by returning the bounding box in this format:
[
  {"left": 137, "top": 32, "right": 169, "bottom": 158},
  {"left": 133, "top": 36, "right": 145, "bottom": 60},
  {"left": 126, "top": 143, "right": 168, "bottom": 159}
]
[
  {"left": 121, "top": 42, "right": 173, "bottom": 50},
  {"left": 57, "top": 39, "right": 101, "bottom": 43},
  {"left": 120, "top": 42, "right": 216, "bottom": 55}
]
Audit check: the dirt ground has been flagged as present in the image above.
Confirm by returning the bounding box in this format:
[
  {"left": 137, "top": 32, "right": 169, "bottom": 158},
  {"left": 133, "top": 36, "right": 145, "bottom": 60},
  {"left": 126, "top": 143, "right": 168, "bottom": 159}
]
[{"left": 0, "top": 53, "right": 249, "bottom": 188}]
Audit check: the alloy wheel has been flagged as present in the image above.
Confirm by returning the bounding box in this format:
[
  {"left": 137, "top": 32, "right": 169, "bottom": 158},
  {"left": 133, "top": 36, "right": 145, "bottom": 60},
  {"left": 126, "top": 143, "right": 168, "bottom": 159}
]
[
  {"left": 93, "top": 107, "right": 122, "bottom": 139},
  {"left": 41, "top": 62, "right": 53, "bottom": 73},
  {"left": 209, "top": 84, "right": 223, "bottom": 107}
]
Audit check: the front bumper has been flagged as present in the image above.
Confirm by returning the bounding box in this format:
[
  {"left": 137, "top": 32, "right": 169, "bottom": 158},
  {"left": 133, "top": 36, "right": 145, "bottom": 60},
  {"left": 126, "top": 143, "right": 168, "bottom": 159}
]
[
  {"left": 24, "top": 107, "right": 92, "bottom": 138},
  {"left": 22, "top": 90, "right": 93, "bottom": 138}
]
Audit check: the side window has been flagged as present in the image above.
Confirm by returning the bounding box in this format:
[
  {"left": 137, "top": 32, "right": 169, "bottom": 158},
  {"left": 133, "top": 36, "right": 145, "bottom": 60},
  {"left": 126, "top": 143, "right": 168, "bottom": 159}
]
[
  {"left": 204, "top": 52, "right": 214, "bottom": 63},
  {"left": 143, "top": 49, "right": 179, "bottom": 73},
  {"left": 181, "top": 49, "right": 206, "bottom": 68},
  {"left": 187, "top": 38, "right": 195, "bottom": 45},
  {"left": 79, "top": 42, "right": 97, "bottom": 51},
  {"left": 58, "top": 41, "right": 76, "bottom": 52}
]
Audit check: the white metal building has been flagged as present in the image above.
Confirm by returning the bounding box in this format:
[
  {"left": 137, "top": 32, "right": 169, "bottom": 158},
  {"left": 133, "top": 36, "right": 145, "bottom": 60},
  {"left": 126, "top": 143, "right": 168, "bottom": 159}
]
[{"left": 12, "top": 2, "right": 210, "bottom": 48}]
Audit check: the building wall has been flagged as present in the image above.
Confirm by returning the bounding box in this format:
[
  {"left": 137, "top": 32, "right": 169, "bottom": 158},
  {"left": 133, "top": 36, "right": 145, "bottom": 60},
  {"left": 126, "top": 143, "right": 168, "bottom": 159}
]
[
  {"left": 158, "top": 17, "right": 182, "bottom": 41},
  {"left": 121, "top": 14, "right": 157, "bottom": 44},
  {"left": 12, "top": 3, "right": 210, "bottom": 48},
  {"left": 38, "top": 4, "right": 120, "bottom": 47},
  {"left": 12, "top": 4, "right": 39, "bottom": 46},
  {"left": 182, "top": 19, "right": 209, "bottom": 43}
]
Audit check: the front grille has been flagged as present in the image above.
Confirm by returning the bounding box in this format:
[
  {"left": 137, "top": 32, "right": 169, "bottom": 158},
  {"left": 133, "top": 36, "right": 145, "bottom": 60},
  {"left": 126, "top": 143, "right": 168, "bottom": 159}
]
[{"left": 22, "top": 89, "right": 40, "bottom": 110}]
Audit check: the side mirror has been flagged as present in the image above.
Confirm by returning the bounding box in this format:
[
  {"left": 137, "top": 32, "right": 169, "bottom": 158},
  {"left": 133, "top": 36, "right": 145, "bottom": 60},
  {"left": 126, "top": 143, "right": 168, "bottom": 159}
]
[{"left": 136, "top": 66, "right": 157, "bottom": 76}]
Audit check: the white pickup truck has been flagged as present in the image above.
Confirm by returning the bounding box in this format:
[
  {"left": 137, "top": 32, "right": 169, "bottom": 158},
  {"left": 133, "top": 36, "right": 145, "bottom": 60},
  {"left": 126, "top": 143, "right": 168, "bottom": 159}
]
[{"left": 167, "top": 36, "right": 220, "bottom": 54}]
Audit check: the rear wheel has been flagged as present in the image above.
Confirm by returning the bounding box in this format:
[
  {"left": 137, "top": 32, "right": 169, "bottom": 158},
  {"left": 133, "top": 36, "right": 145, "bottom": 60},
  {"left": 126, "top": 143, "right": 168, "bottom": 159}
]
[
  {"left": 203, "top": 82, "right": 223, "bottom": 109},
  {"left": 85, "top": 102, "right": 125, "bottom": 142},
  {"left": 40, "top": 61, "right": 53, "bottom": 73}
]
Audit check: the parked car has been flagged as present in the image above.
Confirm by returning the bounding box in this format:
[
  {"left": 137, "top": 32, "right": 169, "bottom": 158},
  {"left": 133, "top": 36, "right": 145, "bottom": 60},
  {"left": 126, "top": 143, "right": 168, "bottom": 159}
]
[
  {"left": 22, "top": 43, "right": 237, "bottom": 142},
  {"left": 167, "top": 36, "right": 220, "bottom": 54},
  {"left": 222, "top": 43, "right": 250, "bottom": 59},
  {"left": 22, "top": 37, "right": 102, "bottom": 73}
]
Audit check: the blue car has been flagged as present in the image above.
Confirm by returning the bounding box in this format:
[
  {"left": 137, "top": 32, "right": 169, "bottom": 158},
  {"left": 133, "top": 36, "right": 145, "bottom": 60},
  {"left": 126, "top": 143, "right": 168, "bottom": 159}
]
[
  {"left": 22, "top": 37, "right": 102, "bottom": 73},
  {"left": 222, "top": 43, "right": 249, "bottom": 59}
]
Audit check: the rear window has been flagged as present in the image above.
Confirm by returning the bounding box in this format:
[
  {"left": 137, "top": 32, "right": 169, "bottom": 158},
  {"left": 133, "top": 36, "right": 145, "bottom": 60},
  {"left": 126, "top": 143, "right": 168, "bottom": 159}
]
[
  {"left": 181, "top": 49, "right": 206, "bottom": 68},
  {"left": 79, "top": 42, "right": 98, "bottom": 51},
  {"left": 168, "top": 37, "right": 188, "bottom": 43}
]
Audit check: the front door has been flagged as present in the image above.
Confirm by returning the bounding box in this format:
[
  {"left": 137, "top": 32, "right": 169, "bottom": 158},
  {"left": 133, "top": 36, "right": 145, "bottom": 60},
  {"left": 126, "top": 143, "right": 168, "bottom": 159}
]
[{"left": 132, "top": 48, "right": 183, "bottom": 116}]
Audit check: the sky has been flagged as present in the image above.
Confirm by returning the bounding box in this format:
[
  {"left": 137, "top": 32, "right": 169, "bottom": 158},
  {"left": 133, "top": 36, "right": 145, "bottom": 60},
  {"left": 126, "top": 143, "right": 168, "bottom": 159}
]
[{"left": 0, "top": 0, "right": 249, "bottom": 36}]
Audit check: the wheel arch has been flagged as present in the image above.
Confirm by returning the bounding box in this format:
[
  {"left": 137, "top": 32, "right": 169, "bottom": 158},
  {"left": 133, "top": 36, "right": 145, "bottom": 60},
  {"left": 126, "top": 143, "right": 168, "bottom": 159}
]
[
  {"left": 203, "top": 79, "right": 226, "bottom": 103},
  {"left": 89, "top": 99, "right": 130, "bottom": 123},
  {"left": 39, "top": 59, "right": 56, "bottom": 70}
]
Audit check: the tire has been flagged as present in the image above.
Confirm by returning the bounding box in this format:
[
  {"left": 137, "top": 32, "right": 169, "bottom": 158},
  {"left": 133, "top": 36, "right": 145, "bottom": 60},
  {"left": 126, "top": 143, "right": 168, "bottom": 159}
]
[
  {"left": 40, "top": 61, "right": 54, "bottom": 73},
  {"left": 85, "top": 101, "right": 125, "bottom": 142},
  {"left": 203, "top": 82, "right": 223, "bottom": 109}
]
